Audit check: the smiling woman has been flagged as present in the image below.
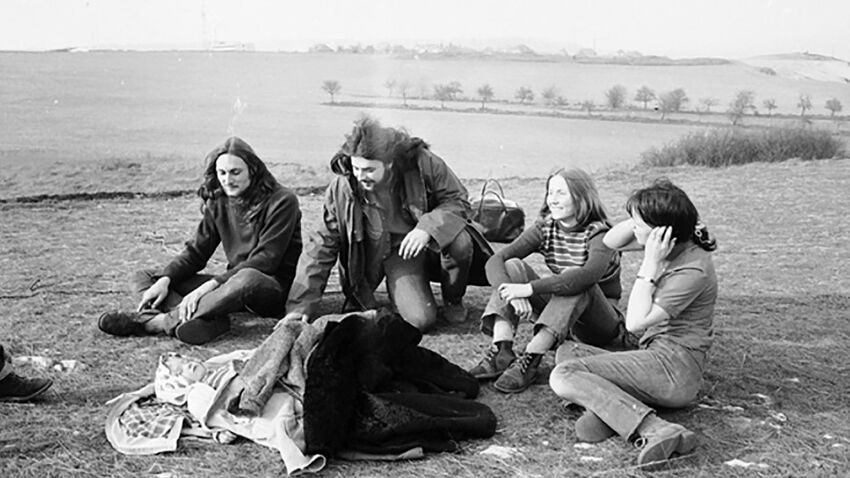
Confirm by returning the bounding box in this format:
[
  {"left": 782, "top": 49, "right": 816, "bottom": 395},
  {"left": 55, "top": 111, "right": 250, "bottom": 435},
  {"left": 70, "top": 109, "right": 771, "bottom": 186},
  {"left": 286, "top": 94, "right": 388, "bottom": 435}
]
[
  {"left": 469, "top": 168, "right": 629, "bottom": 394},
  {"left": 96, "top": 136, "right": 304, "bottom": 345}
]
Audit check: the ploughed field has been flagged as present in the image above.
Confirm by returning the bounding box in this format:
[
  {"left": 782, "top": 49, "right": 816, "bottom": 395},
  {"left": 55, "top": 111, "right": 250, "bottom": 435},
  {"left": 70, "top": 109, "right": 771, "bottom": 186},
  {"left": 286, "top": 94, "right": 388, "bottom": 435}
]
[{"left": 3, "top": 50, "right": 849, "bottom": 196}]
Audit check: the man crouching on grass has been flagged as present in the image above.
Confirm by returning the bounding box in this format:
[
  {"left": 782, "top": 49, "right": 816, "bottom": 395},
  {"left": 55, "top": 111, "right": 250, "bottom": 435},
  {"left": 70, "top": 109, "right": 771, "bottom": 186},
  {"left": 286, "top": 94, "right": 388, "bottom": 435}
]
[{"left": 282, "top": 115, "right": 491, "bottom": 330}]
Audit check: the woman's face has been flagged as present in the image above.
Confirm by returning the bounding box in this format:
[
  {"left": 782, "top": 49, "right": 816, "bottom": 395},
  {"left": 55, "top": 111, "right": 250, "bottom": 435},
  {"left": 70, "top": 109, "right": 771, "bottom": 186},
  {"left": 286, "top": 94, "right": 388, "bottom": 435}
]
[
  {"left": 546, "top": 175, "right": 575, "bottom": 224},
  {"left": 216, "top": 153, "right": 251, "bottom": 197},
  {"left": 631, "top": 211, "right": 653, "bottom": 246}
]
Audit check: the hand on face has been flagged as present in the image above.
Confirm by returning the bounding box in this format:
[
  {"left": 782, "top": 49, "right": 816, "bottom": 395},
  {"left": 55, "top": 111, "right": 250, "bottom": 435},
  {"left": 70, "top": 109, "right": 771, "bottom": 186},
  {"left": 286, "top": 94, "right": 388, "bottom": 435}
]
[{"left": 644, "top": 226, "right": 676, "bottom": 264}]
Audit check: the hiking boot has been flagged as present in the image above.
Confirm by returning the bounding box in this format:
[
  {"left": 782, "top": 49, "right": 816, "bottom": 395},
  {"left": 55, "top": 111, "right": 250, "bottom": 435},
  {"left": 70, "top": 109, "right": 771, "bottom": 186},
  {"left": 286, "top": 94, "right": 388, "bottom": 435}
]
[
  {"left": 635, "top": 417, "right": 698, "bottom": 469},
  {"left": 174, "top": 315, "right": 230, "bottom": 345},
  {"left": 442, "top": 300, "right": 468, "bottom": 324},
  {"left": 468, "top": 342, "right": 516, "bottom": 380},
  {"left": 493, "top": 352, "right": 542, "bottom": 393},
  {"left": 0, "top": 372, "right": 53, "bottom": 402},
  {"left": 575, "top": 410, "right": 616, "bottom": 443},
  {"left": 98, "top": 309, "right": 158, "bottom": 337}
]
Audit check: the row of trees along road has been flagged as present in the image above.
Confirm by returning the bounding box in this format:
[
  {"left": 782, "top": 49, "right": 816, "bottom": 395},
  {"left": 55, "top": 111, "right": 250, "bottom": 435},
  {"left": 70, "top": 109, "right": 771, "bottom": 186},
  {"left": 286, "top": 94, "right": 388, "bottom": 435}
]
[{"left": 321, "top": 80, "right": 844, "bottom": 123}]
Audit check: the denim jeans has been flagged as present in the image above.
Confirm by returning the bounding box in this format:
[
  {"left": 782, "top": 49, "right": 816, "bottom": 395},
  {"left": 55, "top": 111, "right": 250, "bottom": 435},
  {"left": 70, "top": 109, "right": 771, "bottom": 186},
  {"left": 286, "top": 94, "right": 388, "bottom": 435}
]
[
  {"left": 132, "top": 267, "right": 288, "bottom": 326},
  {"left": 382, "top": 229, "right": 473, "bottom": 330},
  {"left": 480, "top": 258, "right": 622, "bottom": 347},
  {"left": 549, "top": 338, "right": 706, "bottom": 440}
]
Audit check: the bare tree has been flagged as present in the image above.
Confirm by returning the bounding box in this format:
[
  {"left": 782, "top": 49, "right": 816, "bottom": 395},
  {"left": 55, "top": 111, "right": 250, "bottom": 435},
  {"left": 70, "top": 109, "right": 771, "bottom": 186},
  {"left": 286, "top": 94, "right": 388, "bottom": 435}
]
[
  {"left": 699, "top": 97, "right": 719, "bottom": 113},
  {"left": 477, "top": 84, "right": 495, "bottom": 109},
  {"left": 825, "top": 98, "right": 843, "bottom": 117},
  {"left": 417, "top": 78, "right": 429, "bottom": 99},
  {"left": 658, "top": 88, "right": 688, "bottom": 120},
  {"left": 728, "top": 90, "right": 756, "bottom": 126},
  {"left": 398, "top": 80, "right": 412, "bottom": 106},
  {"left": 797, "top": 93, "right": 812, "bottom": 117},
  {"left": 321, "top": 80, "right": 341, "bottom": 104},
  {"left": 762, "top": 98, "right": 777, "bottom": 116},
  {"left": 634, "top": 85, "right": 656, "bottom": 110},
  {"left": 515, "top": 86, "right": 534, "bottom": 104},
  {"left": 542, "top": 86, "right": 560, "bottom": 107},
  {"left": 383, "top": 79, "right": 397, "bottom": 97},
  {"left": 433, "top": 85, "right": 451, "bottom": 108},
  {"left": 433, "top": 82, "right": 462, "bottom": 108},
  {"left": 605, "top": 85, "right": 628, "bottom": 109}
]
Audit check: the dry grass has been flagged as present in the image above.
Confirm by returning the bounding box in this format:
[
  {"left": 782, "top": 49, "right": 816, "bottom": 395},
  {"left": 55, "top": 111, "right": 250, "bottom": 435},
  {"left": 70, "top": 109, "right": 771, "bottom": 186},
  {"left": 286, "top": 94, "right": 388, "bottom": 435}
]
[{"left": 1, "top": 159, "right": 848, "bottom": 477}]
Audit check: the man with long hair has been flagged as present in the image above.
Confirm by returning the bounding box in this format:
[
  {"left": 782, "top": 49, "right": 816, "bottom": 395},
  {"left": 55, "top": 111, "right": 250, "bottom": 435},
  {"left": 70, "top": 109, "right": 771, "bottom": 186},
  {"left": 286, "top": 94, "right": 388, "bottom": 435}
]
[
  {"left": 98, "top": 137, "right": 302, "bottom": 344},
  {"left": 284, "top": 116, "right": 490, "bottom": 330}
]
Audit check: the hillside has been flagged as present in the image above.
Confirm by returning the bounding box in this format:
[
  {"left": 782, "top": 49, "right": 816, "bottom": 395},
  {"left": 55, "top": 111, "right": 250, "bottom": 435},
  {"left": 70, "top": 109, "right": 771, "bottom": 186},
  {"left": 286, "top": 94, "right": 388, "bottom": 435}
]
[{"left": 742, "top": 52, "right": 850, "bottom": 83}]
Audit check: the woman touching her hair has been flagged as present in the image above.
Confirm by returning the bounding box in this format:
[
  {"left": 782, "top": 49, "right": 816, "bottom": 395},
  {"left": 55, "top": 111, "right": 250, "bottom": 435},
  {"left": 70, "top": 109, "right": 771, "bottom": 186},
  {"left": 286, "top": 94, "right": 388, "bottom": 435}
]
[{"left": 549, "top": 178, "right": 717, "bottom": 469}]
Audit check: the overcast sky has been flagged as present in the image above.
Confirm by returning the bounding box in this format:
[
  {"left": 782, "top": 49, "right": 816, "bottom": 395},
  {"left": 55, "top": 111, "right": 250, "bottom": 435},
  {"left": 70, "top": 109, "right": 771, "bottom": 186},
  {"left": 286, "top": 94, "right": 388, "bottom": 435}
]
[{"left": 1, "top": 0, "right": 848, "bottom": 60}]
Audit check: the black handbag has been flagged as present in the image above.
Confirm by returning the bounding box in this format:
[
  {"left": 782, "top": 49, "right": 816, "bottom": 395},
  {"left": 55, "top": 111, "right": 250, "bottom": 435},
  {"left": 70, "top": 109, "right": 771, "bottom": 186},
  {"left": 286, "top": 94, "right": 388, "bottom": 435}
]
[{"left": 470, "top": 179, "right": 525, "bottom": 243}]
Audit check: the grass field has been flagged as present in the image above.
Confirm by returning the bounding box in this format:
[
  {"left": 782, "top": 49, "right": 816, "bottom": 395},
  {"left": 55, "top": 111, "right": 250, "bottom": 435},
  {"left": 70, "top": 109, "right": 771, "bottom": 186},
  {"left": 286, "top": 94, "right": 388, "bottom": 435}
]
[
  {"left": 1, "top": 158, "right": 848, "bottom": 477},
  {"left": 1, "top": 50, "right": 848, "bottom": 476}
]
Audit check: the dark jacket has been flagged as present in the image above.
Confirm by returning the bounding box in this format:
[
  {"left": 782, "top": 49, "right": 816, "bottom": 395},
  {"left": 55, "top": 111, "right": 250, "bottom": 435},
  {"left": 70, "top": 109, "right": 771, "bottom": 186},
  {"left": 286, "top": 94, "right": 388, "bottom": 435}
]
[
  {"left": 302, "top": 311, "right": 497, "bottom": 455},
  {"left": 286, "top": 146, "right": 491, "bottom": 317}
]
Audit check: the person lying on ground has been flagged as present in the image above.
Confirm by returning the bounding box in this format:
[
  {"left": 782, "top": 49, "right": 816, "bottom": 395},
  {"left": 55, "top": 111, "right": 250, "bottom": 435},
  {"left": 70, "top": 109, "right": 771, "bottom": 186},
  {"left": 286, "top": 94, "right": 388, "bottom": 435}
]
[
  {"left": 469, "top": 168, "right": 634, "bottom": 394},
  {"left": 549, "top": 178, "right": 717, "bottom": 469},
  {"left": 283, "top": 115, "right": 491, "bottom": 330},
  {"left": 0, "top": 343, "right": 53, "bottom": 402},
  {"left": 98, "top": 137, "right": 302, "bottom": 345}
]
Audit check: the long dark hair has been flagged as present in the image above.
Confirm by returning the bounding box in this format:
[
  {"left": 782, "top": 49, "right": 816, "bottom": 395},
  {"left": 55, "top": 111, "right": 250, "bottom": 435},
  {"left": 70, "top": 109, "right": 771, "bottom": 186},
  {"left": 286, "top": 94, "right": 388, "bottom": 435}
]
[
  {"left": 198, "top": 137, "right": 279, "bottom": 225},
  {"left": 626, "top": 178, "right": 716, "bottom": 251},
  {"left": 539, "top": 168, "right": 609, "bottom": 228},
  {"left": 341, "top": 116, "right": 427, "bottom": 166},
  {"left": 337, "top": 116, "right": 428, "bottom": 199}
]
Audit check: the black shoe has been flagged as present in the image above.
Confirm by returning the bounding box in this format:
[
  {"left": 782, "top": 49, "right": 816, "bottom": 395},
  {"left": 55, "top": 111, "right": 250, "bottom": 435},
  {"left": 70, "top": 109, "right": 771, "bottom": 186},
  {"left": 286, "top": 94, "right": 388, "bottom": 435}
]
[
  {"left": 97, "top": 309, "right": 158, "bottom": 337},
  {"left": 493, "top": 352, "right": 542, "bottom": 393},
  {"left": 468, "top": 343, "right": 516, "bottom": 380},
  {"left": 442, "top": 300, "right": 468, "bottom": 324},
  {"left": 174, "top": 315, "right": 230, "bottom": 345},
  {"left": 0, "top": 372, "right": 53, "bottom": 402}
]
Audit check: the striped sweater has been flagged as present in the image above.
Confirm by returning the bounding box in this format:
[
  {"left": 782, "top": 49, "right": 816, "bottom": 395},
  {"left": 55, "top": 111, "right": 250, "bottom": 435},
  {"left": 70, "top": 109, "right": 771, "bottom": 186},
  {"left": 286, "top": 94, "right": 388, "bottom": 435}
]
[{"left": 485, "top": 218, "right": 622, "bottom": 299}]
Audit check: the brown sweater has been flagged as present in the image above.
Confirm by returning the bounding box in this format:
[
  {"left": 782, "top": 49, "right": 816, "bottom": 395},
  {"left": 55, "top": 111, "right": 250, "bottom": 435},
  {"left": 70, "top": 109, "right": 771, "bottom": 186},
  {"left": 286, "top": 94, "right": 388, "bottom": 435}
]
[{"left": 162, "top": 185, "right": 302, "bottom": 287}]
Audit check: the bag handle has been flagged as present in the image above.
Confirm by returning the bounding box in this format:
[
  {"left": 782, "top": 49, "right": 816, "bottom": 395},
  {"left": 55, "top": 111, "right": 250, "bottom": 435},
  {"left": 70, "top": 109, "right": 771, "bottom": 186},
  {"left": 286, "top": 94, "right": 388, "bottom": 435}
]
[
  {"left": 478, "top": 179, "right": 506, "bottom": 199},
  {"left": 475, "top": 189, "right": 508, "bottom": 215}
]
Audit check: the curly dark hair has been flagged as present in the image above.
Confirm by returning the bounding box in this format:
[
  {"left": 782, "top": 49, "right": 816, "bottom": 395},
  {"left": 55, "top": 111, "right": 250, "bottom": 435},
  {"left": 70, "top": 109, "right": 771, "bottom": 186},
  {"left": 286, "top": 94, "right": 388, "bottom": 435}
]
[
  {"left": 339, "top": 115, "right": 428, "bottom": 168},
  {"left": 198, "top": 137, "right": 279, "bottom": 225},
  {"left": 626, "top": 178, "right": 716, "bottom": 251}
]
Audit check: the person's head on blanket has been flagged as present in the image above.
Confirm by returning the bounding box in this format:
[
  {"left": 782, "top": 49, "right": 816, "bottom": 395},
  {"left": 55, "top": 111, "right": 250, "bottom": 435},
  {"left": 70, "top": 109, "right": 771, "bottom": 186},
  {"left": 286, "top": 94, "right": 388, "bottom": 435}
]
[{"left": 154, "top": 353, "right": 208, "bottom": 405}]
